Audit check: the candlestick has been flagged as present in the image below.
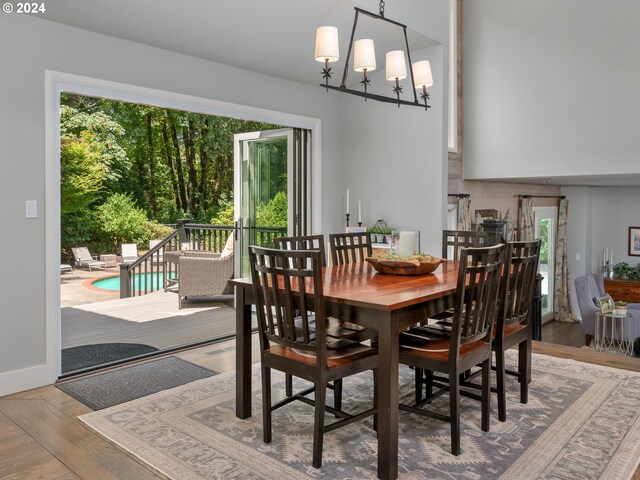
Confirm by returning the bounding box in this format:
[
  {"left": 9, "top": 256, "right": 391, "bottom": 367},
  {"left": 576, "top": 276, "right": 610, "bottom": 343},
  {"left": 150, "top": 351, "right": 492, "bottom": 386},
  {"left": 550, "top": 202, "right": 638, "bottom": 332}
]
[
  {"left": 345, "top": 213, "right": 350, "bottom": 227},
  {"left": 346, "top": 189, "right": 350, "bottom": 214},
  {"left": 358, "top": 222, "right": 362, "bottom": 227}
]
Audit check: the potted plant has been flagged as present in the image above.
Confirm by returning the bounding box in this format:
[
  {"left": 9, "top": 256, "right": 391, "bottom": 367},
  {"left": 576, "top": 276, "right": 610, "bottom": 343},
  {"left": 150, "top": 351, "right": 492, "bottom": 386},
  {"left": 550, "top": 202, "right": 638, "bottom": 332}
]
[
  {"left": 613, "top": 300, "right": 628, "bottom": 316},
  {"left": 612, "top": 262, "right": 640, "bottom": 280}
]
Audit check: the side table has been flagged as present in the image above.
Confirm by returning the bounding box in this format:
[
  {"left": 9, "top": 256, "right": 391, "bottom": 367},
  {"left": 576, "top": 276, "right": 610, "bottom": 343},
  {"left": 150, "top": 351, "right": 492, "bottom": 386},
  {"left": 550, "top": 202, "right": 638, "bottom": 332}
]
[
  {"left": 594, "top": 311, "right": 634, "bottom": 355},
  {"left": 100, "top": 254, "right": 118, "bottom": 268}
]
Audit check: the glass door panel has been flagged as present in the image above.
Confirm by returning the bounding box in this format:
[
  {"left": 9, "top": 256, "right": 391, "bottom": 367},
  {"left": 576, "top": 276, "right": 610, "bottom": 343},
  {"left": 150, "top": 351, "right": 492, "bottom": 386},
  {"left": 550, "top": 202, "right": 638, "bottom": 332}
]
[
  {"left": 234, "top": 129, "right": 293, "bottom": 277},
  {"left": 534, "top": 207, "right": 557, "bottom": 322}
]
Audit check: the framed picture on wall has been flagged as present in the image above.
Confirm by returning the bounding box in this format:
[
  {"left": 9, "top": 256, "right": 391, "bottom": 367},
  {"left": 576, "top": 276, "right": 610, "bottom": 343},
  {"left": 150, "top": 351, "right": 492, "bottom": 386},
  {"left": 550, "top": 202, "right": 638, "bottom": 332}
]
[{"left": 629, "top": 226, "right": 640, "bottom": 256}]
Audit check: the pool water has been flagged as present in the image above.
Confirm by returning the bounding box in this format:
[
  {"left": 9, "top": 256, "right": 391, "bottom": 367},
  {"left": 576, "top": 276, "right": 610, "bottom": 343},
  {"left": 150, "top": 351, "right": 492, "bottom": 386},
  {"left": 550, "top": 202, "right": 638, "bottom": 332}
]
[{"left": 92, "top": 272, "right": 176, "bottom": 292}]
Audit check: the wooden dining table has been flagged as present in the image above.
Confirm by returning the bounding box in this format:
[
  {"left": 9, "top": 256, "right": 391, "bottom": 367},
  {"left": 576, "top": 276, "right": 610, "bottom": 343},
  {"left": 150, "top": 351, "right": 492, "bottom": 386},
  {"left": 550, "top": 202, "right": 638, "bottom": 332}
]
[{"left": 229, "top": 259, "right": 461, "bottom": 480}]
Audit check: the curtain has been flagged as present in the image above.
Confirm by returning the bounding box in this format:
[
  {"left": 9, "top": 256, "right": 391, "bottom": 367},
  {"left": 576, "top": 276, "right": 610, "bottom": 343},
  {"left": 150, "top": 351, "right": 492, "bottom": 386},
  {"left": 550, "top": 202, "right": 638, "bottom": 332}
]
[
  {"left": 553, "top": 198, "right": 577, "bottom": 322},
  {"left": 457, "top": 197, "right": 471, "bottom": 230},
  {"left": 518, "top": 198, "right": 534, "bottom": 241},
  {"left": 292, "top": 128, "right": 312, "bottom": 236}
]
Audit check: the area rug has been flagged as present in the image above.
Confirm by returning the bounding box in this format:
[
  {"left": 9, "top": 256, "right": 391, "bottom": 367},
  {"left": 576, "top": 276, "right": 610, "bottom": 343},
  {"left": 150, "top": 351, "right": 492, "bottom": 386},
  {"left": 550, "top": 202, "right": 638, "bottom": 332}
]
[
  {"left": 58, "top": 357, "right": 217, "bottom": 410},
  {"left": 80, "top": 352, "right": 640, "bottom": 479},
  {"left": 61, "top": 342, "right": 159, "bottom": 373}
]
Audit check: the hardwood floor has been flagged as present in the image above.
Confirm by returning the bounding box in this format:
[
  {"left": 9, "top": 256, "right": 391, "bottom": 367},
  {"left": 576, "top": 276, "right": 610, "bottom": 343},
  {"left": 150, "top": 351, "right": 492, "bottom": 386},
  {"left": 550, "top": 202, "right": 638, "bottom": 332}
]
[{"left": 1, "top": 329, "right": 638, "bottom": 479}]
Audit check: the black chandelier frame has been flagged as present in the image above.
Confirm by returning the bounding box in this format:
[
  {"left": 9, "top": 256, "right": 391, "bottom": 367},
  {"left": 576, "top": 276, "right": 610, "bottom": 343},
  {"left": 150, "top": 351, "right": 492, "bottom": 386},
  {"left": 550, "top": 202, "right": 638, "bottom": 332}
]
[{"left": 320, "top": 5, "right": 431, "bottom": 110}]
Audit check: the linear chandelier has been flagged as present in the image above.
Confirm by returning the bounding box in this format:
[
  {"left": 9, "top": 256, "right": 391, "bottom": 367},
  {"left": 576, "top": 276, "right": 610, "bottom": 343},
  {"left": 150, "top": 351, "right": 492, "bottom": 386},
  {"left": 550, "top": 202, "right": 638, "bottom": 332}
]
[{"left": 314, "top": 1, "right": 433, "bottom": 110}]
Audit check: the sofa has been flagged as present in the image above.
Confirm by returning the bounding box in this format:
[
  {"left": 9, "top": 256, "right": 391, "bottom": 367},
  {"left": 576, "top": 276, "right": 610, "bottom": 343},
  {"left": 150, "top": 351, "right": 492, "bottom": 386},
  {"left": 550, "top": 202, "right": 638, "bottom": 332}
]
[{"left": 574, "top": 272, "right": 640, "bottom": 346}]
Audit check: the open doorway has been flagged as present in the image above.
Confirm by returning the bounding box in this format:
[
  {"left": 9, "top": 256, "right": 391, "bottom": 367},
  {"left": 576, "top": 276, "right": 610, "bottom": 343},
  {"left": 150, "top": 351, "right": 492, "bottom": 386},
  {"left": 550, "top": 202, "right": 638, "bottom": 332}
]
[{"left": 59, "top": 92, "right": 292, "bottom": 376}]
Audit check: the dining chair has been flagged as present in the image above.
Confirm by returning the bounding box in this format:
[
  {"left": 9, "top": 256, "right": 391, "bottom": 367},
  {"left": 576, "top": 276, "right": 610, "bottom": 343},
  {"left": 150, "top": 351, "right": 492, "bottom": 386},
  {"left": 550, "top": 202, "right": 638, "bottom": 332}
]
[
  {"left": 274, "top": 233, "right": 370, "bottom": 400},
  {"left": 329, "top": 232, "right": 373, "bottom": 265},
  {"left": 398, "top": 244, "right": 504, "bottom": 455},
  {"left": 460, "top": 239, "right": 541, "bottom": 422},
  {"left": 249, "top": 246, "right": 378, "bottom": 468},
  {"left": 274, "top": 234, "right": 327, "bottom": 266},
  {"left": 442, "top": 230, "right": 504, "bottom": 261}
]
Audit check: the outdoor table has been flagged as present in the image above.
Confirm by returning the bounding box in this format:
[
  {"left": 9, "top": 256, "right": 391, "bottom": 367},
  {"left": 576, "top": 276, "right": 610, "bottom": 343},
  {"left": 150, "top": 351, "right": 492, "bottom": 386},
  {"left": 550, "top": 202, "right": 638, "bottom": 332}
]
[{"left": 229, "top": 260, "right": 460, "bottom": 480}]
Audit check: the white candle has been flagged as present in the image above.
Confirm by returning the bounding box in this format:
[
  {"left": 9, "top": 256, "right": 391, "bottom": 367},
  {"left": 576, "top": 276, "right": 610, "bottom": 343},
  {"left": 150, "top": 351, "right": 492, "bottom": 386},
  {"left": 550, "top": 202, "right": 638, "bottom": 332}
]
[
  {"left": 611, "top": 250, "right": 613, "bottom": 265},
  {"left": 399, "top": 231, "right": 416, "bottom": 257},
  {"left": 358, "top": 200, "right": 362, "bottom": 223},
  {"left": 346, "top": 189, "right": 350, "bottom": 214}
]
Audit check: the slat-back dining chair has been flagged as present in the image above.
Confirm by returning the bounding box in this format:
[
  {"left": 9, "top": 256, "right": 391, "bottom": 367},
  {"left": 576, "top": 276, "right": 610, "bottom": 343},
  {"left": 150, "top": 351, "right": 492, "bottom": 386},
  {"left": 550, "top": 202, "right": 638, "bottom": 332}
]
[
  {"left": 274, "top": 233, "right": 368, "bottom": 401},
  {"left": 460, "top": 239, "right": 541, "bottom": 422},
  {"left": 442, "top": 230, "right": 505, "bottom": 261},
  {"left": 249, "top": 246, "right": 378, "bottom": 468},
  {"left": 329, "top": 232, "right": 373, "bottom": 265},
  {"left": 274, "top": 234, "right": 327, "bottom": 266},
  {"left": 398, "top": 244, "right": 504, "bottom": 455}
]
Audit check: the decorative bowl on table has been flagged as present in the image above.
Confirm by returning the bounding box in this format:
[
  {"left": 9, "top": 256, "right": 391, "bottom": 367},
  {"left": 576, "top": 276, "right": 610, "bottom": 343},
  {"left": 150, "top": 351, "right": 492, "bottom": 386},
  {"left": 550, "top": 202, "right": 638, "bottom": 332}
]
[{"left": 365, "top": 252, "right": 445, "bottom": 275}]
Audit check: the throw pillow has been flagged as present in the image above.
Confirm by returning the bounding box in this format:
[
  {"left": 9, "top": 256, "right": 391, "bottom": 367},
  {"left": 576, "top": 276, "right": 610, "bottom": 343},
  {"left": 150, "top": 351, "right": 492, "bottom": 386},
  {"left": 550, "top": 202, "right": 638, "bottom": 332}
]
[{"left": 221, "top": 233, "right": 234, "bottom": 259}]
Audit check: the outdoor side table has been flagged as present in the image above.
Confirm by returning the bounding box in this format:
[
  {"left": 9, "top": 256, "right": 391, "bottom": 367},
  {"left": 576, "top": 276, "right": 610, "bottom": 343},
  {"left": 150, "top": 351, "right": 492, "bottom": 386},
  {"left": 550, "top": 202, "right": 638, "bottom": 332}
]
[
  {"left": 100, "top": 254, "right": 118, "bottom": 268},
  {"left": 594, "top": 311, "right": 634, "bottom": 356}
]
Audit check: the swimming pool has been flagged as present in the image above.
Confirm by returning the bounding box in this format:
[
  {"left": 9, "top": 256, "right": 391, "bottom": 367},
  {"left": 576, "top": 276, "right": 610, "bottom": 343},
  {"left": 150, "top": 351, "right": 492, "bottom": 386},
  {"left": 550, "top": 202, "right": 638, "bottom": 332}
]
[{"left": 92, "top": 272, "right": 176, "bottom": 292}]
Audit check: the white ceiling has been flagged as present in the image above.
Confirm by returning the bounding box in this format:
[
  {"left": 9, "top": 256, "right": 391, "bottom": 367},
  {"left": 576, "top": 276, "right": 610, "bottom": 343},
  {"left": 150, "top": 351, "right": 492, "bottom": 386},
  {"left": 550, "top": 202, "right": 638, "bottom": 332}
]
[{"left": 35, "top": 0, "right": 439, "bottom": 87}]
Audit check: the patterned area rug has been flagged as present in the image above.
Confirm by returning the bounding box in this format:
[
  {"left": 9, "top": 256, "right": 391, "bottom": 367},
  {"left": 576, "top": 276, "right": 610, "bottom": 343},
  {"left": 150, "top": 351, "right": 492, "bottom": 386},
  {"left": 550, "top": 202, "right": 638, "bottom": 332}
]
[{"left": 80, "top": 352, "right": 640, "bottom": 479}]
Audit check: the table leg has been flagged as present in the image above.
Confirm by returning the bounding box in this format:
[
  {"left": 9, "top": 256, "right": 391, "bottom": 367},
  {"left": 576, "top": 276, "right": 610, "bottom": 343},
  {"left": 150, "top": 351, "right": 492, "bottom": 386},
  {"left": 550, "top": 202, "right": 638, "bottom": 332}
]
[
  {"left": 235, "top": 285, "right": 252, "bottom": 419},
  {"left": 376, "top": 312, "right": 399, "bottom": 480}
]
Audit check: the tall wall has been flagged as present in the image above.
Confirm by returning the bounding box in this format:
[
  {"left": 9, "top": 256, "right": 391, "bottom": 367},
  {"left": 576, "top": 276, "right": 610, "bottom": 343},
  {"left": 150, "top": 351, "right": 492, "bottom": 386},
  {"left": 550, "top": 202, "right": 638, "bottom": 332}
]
[
  {"left": 463, "top": 0, "right": 640, "bottom": 181},
  {"left": 342, "top": 45, "right": 448, "bottom": 255},
  {"left": 0, "top": 13, "right": 448, "bottom": 394}
]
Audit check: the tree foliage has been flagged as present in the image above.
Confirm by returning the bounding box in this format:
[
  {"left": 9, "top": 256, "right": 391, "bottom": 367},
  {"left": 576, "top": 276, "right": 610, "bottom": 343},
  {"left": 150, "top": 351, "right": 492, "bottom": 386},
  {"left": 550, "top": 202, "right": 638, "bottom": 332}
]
[{"left": 59, "top": 93, "right": 286, "bottom": 256}]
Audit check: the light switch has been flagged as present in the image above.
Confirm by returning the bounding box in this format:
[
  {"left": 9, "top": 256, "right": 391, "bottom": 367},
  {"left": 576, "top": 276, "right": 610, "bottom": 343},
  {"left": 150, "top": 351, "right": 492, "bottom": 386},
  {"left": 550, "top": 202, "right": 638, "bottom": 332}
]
[
  {"left": 575, "top": 253, "right": 581, "bottom": 261},
  {"left": 25, "top": 200, "right": 37, "bottom": 219}
]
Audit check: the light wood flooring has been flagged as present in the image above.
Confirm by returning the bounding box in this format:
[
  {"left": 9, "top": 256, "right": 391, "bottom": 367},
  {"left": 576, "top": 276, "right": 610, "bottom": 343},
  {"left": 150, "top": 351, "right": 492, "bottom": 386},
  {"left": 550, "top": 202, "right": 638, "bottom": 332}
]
[{"left": 1, "top": 323, "right": 639, "bottom": 480}]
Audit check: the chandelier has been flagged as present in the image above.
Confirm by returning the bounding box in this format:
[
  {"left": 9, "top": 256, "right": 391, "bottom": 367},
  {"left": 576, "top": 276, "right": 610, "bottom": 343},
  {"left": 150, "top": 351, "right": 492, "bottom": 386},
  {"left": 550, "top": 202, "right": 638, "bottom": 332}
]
[{"left": 314, "top": 1, "right": 433, "bottom": 110}]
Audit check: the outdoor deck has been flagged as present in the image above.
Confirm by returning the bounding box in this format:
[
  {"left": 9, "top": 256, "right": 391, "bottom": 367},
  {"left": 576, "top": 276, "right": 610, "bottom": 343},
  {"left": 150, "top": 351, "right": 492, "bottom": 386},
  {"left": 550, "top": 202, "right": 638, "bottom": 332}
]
[{"left": 61, "top": 269, "right": 237, "bottom": 350}]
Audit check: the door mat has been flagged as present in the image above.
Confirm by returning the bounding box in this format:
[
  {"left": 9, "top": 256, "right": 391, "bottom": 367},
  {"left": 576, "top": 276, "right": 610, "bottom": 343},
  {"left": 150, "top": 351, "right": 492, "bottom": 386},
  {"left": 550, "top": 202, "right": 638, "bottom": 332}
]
[{"left": 57, "top": 356, "right": 217, "bottom": 410}]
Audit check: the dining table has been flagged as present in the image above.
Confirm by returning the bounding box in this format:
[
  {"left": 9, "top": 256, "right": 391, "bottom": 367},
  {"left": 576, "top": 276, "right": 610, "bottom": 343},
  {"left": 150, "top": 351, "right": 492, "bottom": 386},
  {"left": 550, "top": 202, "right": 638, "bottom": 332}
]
[{"left": 229, "top": 259, "right": 461, "bottom": 480}]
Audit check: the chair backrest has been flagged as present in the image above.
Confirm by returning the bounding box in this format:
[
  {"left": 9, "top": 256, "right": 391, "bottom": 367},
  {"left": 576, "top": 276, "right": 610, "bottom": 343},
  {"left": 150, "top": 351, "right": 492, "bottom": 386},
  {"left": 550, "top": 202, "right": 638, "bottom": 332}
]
[
  {"left": 574, "top": 273, "right": 606, "bottom": 334},
  {"left": 274, "top": 234, "right": 326, "bottom": 266},
  {"left": 495, "top": 240, "right": 541, "bottom": 338},
  {"left": 329, "top": 232, "right": 373, "bottom": 265},
  {"left": 450, "top": 244, "right": 504, "bottom": 350},
  {"left": 442, "top": 230, "right": 505, "bottom": 261},
  {"left": 249, "top": 246, "right": 327, "bottom": 365},
  {"left": 121, "top": 243, "right": 138, "bottom": 257},
  {"left": 149, "top": 239, "right": 162, "bottom": 250},
  {"left": 71, "top": 247, "right": 92, "bottom": 262}
]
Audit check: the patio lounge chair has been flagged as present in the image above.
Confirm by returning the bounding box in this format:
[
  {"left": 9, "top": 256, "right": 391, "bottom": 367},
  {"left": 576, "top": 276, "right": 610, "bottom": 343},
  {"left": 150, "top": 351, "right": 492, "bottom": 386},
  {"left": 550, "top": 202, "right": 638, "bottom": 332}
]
[
  {"left": 71, "top": 247, "right": 106, "bottom": 271},
  {"left": 121, "top": 243, "right": 139, "bottom": 263}
]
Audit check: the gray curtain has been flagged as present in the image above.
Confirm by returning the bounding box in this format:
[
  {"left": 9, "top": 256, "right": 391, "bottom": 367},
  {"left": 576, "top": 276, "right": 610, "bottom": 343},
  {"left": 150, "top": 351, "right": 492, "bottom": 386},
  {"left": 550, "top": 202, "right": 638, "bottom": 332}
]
[
  {"left": 518, "top": 198, "right": 534, "bottom": 241},
  {"left": 457, "top": 197, "right": 471, "bottom": 230},
  {"left": 553, "top": 198, "right": 577, "bottom": 322}
]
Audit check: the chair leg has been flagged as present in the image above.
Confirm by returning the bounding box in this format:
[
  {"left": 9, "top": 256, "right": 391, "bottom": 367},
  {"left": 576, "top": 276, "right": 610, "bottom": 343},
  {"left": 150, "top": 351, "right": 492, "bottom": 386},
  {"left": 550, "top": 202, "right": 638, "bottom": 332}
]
[
  {"left": 285, "top": 374, "right": 293, "bottom": 397},
  {"left": 414, "top": 368, "right": 424, "bottom": 404},
  {"left": 519, "top": 339, "right": 530, "bottom": 404},
  {"left": 481, "top": 358, "right": 491, "bottom": 431},
  {"left": 425, "top": 369, "right": 434, "bottom": 400},
  {"left": 449, "top": 371, "right": 461, "bottom": 455},
  {"left": 312, "top": 379, "right": 327, "bottom": 468},
  {"left": 496, "top": 348, "right": 507, "bottom": 423},
  {"left": 262, "top": 366, "right": 272, "bottom": 444},
  {"left": 334, "top": 379, "right": 343, "bottom": 416}
]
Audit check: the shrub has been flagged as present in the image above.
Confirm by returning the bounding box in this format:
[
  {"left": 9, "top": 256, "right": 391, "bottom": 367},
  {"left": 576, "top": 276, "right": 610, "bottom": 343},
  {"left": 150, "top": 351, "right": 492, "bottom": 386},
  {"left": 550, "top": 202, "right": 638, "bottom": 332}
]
[
  {"left": 134, "top": 221, "right": 174, "bottom": 248},
  {"left": 256, "top": 191, "right": 287, "bottom": 227},
  {"left": 96, "top": 193, "right": 148, "bottom": 252}
]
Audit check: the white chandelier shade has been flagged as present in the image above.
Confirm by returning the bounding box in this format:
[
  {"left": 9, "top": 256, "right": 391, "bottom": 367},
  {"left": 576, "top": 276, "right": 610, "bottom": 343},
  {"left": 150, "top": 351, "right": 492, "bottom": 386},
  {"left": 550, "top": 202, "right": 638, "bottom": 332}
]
[
  {"left": 353, "top": 39, "right": 377, "bottom": 72},
  {"left": 315, "top": 26, "right": 340, "bottom": 62},
  {"left": 386, "top": 50, "right": 407, "bottom": 80}
]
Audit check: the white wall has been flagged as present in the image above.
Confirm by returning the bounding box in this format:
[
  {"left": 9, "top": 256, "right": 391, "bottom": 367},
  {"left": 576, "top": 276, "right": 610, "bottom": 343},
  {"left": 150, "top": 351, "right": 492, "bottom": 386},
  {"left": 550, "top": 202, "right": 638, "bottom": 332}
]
[
  {"left": 0, "top": 14, "right": 448, "bottom": 395},
  {"left": 564, "top": 186, "right": 640, "bottom": 317},
  {"left": 342, "top": 45, "right": 448, "bottom": 255},
  {"left": 0, "top": 15, "right": 347, "bottom": 393},
  {"left": 463, "top": 0, "right": 640, "bottom": 181}
]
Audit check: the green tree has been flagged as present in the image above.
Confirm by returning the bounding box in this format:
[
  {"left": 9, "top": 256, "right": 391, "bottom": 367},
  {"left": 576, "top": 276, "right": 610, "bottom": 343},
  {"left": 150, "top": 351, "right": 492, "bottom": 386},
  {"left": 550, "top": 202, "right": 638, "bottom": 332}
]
[
  {"left": 96, "top": 193, "right": 148, "bottom": 252},
  {"left": 60, "top": 134, "right": 106, "bottom": 214},
  {"left": 256, "top": 191, "right": 287, "bottom": 227}
]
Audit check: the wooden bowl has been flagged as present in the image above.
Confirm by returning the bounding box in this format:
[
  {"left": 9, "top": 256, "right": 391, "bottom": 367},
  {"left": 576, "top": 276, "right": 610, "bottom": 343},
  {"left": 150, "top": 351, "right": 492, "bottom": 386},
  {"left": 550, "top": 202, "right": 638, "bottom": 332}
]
[{"left": 365, "top": 255, "right": 445, "bottom": 276}]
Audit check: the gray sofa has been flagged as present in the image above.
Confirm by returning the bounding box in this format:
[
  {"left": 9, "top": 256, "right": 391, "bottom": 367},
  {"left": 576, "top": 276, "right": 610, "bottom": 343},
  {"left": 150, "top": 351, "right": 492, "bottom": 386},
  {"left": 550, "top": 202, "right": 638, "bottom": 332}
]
[{"left": 574, "top": 272, "right": 640, "bottom": 346}]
